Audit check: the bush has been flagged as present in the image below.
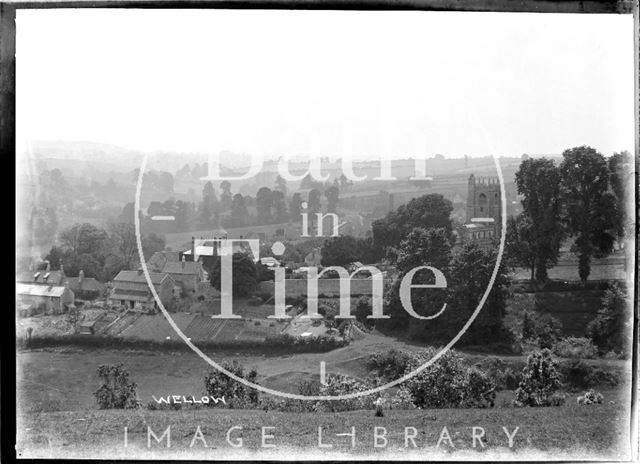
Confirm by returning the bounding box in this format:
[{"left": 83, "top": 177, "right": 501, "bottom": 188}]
[
  {"left": 577, "top": 389, "right": 604, "bottom": 405},
  {"left": 353, "top": 296, "right": 375, "bottom": 328},
  {"left": 366, "top": 349, "right": 411, "bottom": 382},
  {"left": 553, "top": 337, "right": 598, "bottom": 359},
  {"left": 513, "top": 349, "right": 562, "bottom": 407},
  {"left": 587, "top": 282, "right": 630, "bottom": 356},
  {"left": 474, "top": 357, "right": 522, "bottom": 391},
  {"left": 204, "top": 360, "right": 259, "bottom": 408},
  {"left": 94, "top": 363, "right": 139, "bottom": 409},
  {"left": 521, "top": 311, "right": 562, "bottom": 350},
  {"left": 405, "top": 348, "right": 495, "bottom": 409},
  {"left": 314, "top": 374, "right": 375, "bottom": 412},
  {"left": 559, "top": 360, "right": 619, "bottom": 390}
]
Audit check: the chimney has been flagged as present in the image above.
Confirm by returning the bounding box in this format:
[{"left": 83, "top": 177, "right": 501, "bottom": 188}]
[
  {"left": 182, "top": 254, "right": 186, "bottom": 269},
  {"left": 78, "top": 269, "right": 84, "bottom": 285},
  {"left": 45, "top": 261, "right": 51, "bottom": 272},
  {"left": 191, "top": 236, "right": 195, "bottom": 261}
]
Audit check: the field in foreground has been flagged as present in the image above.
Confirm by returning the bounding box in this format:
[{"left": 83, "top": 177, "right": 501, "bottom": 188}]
[{"left": 17, "top": 397, "right": 632, "bottom": 460}]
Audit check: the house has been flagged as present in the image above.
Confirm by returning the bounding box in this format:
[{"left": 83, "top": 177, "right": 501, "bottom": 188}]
[
  {"left": 161, "top": 258, "right": 207, "bottom": 294},
  {"left": 66, "top": 270, "right": 105, "bottom": 302},
  {"left": 16, "top": 265, "right": 75, "bottom": 314},
  {"left": 147, "top": 251, "right": 182, "bottom": 272},
  {"left": 107, "top": 270, "right": 174, "bottom": 311}
]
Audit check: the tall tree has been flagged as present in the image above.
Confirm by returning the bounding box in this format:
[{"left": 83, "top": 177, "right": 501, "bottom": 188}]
[
  {"left": 308, "top": 189, "right": 322, "bottom": 215},
  {"left": 371, "top": 193, "right": 453, "bottom": 250},
  {"left": 505, "top": 214, "right": 537, "bottom": 280},
  {"left": 256, "top": 187, "right": 274, "bottom": 224},
  {"left": 289, "top": 193, "right": 303, "bottom": 222},
  {"left": 608, "top": 150, "right": 633, "bottom": 241},
  {"left": 208, "top": 253, "right": 257, "bottom": 297},
  {"left": 230, "top": 194, "right": 249, "bottom": 227},
  {"left": 109, "top": 222, "right": 138, "bottom": 270},
  {"left": 275, "top": 175, "right": 287, "bottom": 196},
  {"left": 559, "top": 146, "right": 617, "bottom": 281},
  {"left": 271, "top": 190, "right": 288, "bottom": 223},
  {"left": 325, "top": 185, "right": 340, "bottom": 214},
  {"left": 320, "top": 235, "right": 359, "bottom": 266},
  {"left": 514, "top": 157, "right": 564, "bottom": 281},
  {"left": 220, "top": 180, "right": 232, "bottom": 211}
]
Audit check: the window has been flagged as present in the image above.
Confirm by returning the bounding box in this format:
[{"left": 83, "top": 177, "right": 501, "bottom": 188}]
[{"left": 478, "top": 193, "right": 487, "bottom": 213}]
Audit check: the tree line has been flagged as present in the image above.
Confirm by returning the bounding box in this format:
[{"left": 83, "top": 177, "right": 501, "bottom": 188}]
[{"left": 507, "top": 147, "right": 631, "bottom": 282}]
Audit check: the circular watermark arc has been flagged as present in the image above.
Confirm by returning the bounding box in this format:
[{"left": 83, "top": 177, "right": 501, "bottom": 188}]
[{"left": 134, "top": 154, "right": 507, "bottom": 401}]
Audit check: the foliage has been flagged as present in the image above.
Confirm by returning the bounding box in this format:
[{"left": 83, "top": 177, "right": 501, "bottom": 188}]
[
  {"left": 553, "top": 337, "right": 598, "bottom": 359},
  {"left": 405, "top": 348, "right": 496, "bottom": 409},
  {"left": 577, "top": 389, "right": 604, "bottom": 405},
  {"left": 521, "top": 310, "right": 562, "bottom": 350},
  {"left": 320, "top": 235, "right": 359, "bottom": 266},
  {"left": 314, "top": 374, "right": 375, "bottom": 412},
  {"left": 505, "top": 214, "right": 537, "bottom": 279},
  {"left": 372, "top": 193, "right": 453, "bottom": 250},
  {"left": 208, "top": 253, "right": 257, "bottom": 297},
  {"left": 366, "top": 349, "right": 411, "bottom": 382},
  {"left": 514, "top": 157, "right": 564, "bottom": 281},
  {"left": 353, "top": 296, "right": 375, "bottom": 328},
  {"left": 608, "top": 150, "right": 633, "bottom": 240},
  {"left": 94, "top": 363, "right": 139, "bottom": 409},
  {"left": 559, "top": 146, "right": 618, "bottom": 281},
  {"left": 559, "top": 359, "right": 619, "bottom": 390},
  {"left": 473, "top": 357, "right": 523, "bottom": 391},
  {"left": 203, "top": 360, "right": 259, "bottom": 409},
  {"left": 513, "top": 349, "right": 562, "bottom": 407},
  {"left": 587, "top": 282, "right": 630, "bottom": 356}
]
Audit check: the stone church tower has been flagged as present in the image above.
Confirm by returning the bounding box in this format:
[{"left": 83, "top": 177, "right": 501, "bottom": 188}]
[{"left": 466, "top": 174, "right": 501, "bottom": 223}]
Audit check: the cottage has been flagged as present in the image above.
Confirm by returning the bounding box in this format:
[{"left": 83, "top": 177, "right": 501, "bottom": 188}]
[
  {"left": 66, "top": 270, "right": 105, "bottom": 302},
  {"left": 147, "top": 251, "right": 182, "bottom": 272},
  {"left": 107, "top": 270, "right": 174, "bottom": 311},
  {"left": 16, "top": 265, "right": 75, "bottom": 314},
  {"left": 161, "top": 258, "right": 207, "bottom": 294}
]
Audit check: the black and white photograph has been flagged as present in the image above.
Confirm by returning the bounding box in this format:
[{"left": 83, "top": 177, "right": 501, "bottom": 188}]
[{"left": 10, "top": 4, "right": 638, "bottom": 461}]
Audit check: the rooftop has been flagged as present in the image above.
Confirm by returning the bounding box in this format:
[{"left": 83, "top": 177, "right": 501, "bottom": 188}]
[{"left": 113, "top": 270, "right": 170, "bottom": 285}]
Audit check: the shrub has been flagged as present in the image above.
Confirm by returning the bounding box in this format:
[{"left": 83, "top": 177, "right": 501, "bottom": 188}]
[
  {"left": 353, "top": 296, "right": 375, "bottom": 328},
  {"left": 577, "top": 389, "right": 604, "bottom": 405},
  {"left": 314, "top": 374, "right": 375, "bottom": 412},
  {"left": 587, "top": 282, "right": 631, "bottom": 356},
  {"left": 94, "top": 363, "right": 139, "bottom": 409},
  {"left": 474, "top": 357, "right": 523, "bottom": 391},
  {"left": 559, "top": 360, "right": 619, "bottom": 390},
  {"left": 522, "top": 311, "right": 562, "bottom": 349},
  {"left": 366, "top": 349, "right": 411, "bottom": 382},
  {"left": 513, "top": 349, "right": 562, "bottom": 407},
  {"left": 204, "top": 360, "right": 259, "bottom": 408},
  {"left": 405, "top": 348, "right": 495, "bottom": 409},
  {"left": 553, "top": 337, "right": 598, "bottom": 359}
]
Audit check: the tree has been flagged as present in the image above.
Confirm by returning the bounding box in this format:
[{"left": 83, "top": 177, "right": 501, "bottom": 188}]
[
  {"left": 44, "top": 246, "right": 65, "bottom": 270},
  {"left": 220, "top": 180, "right": 232, "bottom": 211},
  {"left": 271, "top": 190, "right": 288, "bottom": 223},
  {"left": 608, "top": 151, "right": 633, "bottom": 241},
  {"left": 320, "top": 235, "right": 359, "bottom": 266},
  {"left": 381, "top": 228, "right": 452, "bottom": 333},
  {"left": 308, "top": 189, "right": 322, "bottom": 214},
  {"left": 514, "top": 157, "right": 564, "bottom": 282},
  {"left": 514, "top": 349, "right": 562, "bottom": 407},
  {"left": 109, "top": 223, "right": 138, "bottom": 270},
  {"left": 275, "top": 174, "right": 287, "bottom": 195},
  {"left": 256, "top": 187, "right": 274, "bottom": 224},
  {"left": 289, "top": 193, "right": 303, "bottom": 222},
  {"left": 447, "top": 242, "right": 511, "bottom": 345},
  {"left": 60, "top": 223, "right": 109, "bottom": 257},
  {"left": 301, "top": 173, "right": 323, "bottom": 190},
  {"left": 94, "top": 363, "right": 139, "bottom": 409},
  {"left": 142, "top": 233, "right": 165, "bottom": 260},
  {"left": 117, "top": 202, "right": 137, "bottom": 224},
  {"left": 325, "top": 185, "right": 340, "bottom": 214},
  {"left": 559, "top": 146, "right": 617, "bottom": 281},
  {"left": 505, "top": 214, "right": 537, "bottom": 280},
  {"left": 230, "top": 194, "right": 249, "bottom": 227},
  {"left": 208, "top": 253, "right": 257, "bottom": 297},
  {"left": 587, "top": 282, "right": 630, "bottom": 355},
  {"left": 201, "top": 181, "right": 220, "bottom": 227},
  {"left": 372, "top": 194, "right": 453, "bottom": 250}
]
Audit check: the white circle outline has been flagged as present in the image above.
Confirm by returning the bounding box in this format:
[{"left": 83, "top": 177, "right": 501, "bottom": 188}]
[{"left": 134, "top": 154, "right": 506, "bottom": 401}]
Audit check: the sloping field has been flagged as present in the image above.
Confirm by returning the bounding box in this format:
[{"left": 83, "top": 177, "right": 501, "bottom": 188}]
[
  {"left": 102, "top": 311, "right": 141, "bottom": 336},
  {"left": 118, "top": 313, "right": 197, "bottom": 342}
]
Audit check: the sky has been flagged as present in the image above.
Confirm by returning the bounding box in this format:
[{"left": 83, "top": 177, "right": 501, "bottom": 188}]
[{"left": 16, "top": 9, "right": 635, "bottom": 161}]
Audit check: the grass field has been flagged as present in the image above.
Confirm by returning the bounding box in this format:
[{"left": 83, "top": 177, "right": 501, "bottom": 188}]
[{"left": 17, "top": 393, "right": 632, "bottom": 460}]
